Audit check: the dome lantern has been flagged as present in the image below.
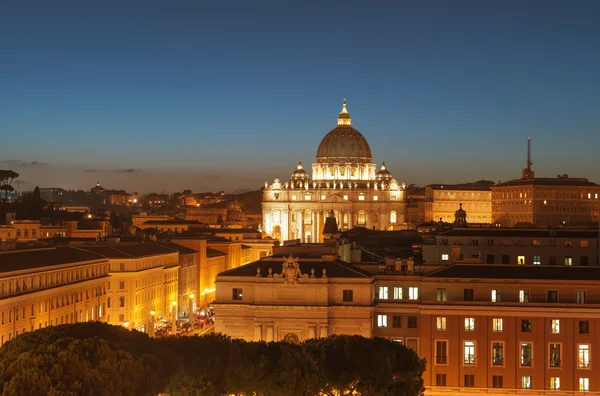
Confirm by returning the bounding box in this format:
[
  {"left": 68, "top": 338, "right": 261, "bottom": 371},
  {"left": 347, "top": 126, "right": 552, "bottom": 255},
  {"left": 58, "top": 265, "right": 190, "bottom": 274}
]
[{"left": 337, "top": 99, "right": 352, "bottom": 126}]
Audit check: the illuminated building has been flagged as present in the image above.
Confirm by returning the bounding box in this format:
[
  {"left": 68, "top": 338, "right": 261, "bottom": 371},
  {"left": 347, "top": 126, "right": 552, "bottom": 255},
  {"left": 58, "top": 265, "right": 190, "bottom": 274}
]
[
  {"left": 78, "top": 243, "right": 179, "bottom": 332},
  {"left": 423, "top": 227, "right": 599, "bottom": 266},
  {"left": 492, "top": 139, "right": 600, "bottom": 226},
  {"left": 215, "top": 238, "right": 600, "bottom": 394},
  {"left": 0, "top": 246, "right": 109, "bottom": 346},
  {"left": 423, "top": 182, "right": 493, "bottom": 224},
  {"left": 262, "top": 101, "right": 407, "bottom": 243},
  {"left": 159, "top": 242, "right": 198, "bottom": 317}
]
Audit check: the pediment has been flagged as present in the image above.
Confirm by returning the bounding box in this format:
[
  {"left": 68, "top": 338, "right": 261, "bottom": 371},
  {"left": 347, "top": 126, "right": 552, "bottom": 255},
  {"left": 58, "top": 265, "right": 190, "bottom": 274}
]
[{"left": 319, "top": 194, "right": 352, "bottom": 204}]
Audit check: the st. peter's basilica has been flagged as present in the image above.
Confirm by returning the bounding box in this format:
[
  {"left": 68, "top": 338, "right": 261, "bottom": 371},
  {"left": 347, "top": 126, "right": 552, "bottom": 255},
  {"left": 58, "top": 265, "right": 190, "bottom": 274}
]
[{"left": 262, "top": 101, "right": 407, "bottom": 243}]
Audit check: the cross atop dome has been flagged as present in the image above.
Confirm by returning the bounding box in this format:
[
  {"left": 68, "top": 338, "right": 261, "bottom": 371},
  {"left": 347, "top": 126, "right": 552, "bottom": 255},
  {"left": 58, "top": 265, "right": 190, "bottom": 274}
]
[{"left": 338, "top": 99, "right": 352, "bottom": 126}]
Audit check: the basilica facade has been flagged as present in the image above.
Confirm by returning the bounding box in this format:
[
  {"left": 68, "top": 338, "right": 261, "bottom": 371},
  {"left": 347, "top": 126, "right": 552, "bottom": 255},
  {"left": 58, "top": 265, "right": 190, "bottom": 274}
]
[{"left": 262, "top": 102, "right": 407, "bottom": 243}]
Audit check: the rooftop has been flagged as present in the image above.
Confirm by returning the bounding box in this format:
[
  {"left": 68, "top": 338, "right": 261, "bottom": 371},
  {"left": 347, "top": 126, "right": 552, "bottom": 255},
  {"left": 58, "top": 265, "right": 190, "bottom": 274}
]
[
  {"left": 438, "top": 228, "right": 599, "bottom": 239},
  {"left": 427, "top": 264, "right": 600, "bottom": 281},
  {"left": 0, "top": 246, "right": 105, "bottom": 274},
  {"left": 75, "top": 243, "right": 179, "bottom": 258},
  {"left": 218, "top": 257, "right": 372, "bottom": 278},
  {"left": 494, "top": 177, "right": 598, "bottom": 188}
]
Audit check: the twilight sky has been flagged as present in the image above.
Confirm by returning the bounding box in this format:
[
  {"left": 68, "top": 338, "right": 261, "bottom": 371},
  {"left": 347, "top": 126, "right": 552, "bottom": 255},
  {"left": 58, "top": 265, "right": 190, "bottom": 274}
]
[{"left": 1, "top": 0, "right": 599, "bottom": 193}]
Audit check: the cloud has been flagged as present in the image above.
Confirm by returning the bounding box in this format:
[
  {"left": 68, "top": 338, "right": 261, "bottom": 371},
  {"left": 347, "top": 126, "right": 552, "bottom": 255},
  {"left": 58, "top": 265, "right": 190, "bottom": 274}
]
[
  {"left": 116, "top": 168, "right": 140, "bottom": 173},
  {"left": 83, "top": 169, "right": 99, "bottom": 173},
  {"left": 0, "top": 160, "right": 49, "bottom": 166}
]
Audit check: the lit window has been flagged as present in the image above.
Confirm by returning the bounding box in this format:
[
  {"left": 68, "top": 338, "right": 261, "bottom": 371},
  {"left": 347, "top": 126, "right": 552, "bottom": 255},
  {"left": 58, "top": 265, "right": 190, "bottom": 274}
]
[
  {"left": 550, "top": 343, "right": 561, "bottom": 367},
  {"left": 519, "top": 289, "right": 530, "bottom": 303},
  {"left": 517, "top": 255, "right": 525, "bottom": 265},
  {"left": 492, "top": 318, "right": 503, "bottom": 332},
  {"left": 377, "top": 314, "right": 387, "bottom": 328},
  {"left": 321, "top": 195, "right": 326, "bottom": 200},
  {"left": 580, "top": 378, "right": 590, "bottom": 392},
  {"left": 391, "top": 195, "right": 396, "bottom": 200},
  {"left": 232, "top": 288, "right": 243, "bottom": 300},
  {"left": 358, "top": 195, "right": 365, "bottom": 201},
  {"left": 581, "top": 240, "right": 589, "bottom": 248},
  {"left": 436, "top": 288, "right": 447, "bottom": 301},
  {"left": 491, "top": 289, "right": 501, "bottom": 302},
  {"left": 521, "top": 343, "right": 532, "bottom": 366},
  {"left": 441, "top": 253, "right": 449, "bottom": 261},
  {"left": 551, "top": 319, "right": 560, "bottom": 334},
  {"left": 390, "top": 211, "right": 397, "bottom": 223},
  {"left": 304, "top": 195, "right": 311, "bottom": 201},
  {"left": 378, "top": 286, "right": 389, "bottom": 299},
  {"left": 343, "top": 195, "right": 348, "bottom": 200},
  {"left": 393, "top": 287, "right": 402, "bottom": 300},
  {"left": 291, "top": 195, "right": 297, "bottom": 201},
  {"left": 565, "top": 256, "right": 572, "bottom": 266},
  {"left": 492, "top": 342, "right": 504, "bottom": 366},
  {"left": 533, "top": 255, "right": 541, "bottom": 265},
  {"left": 409, "top": 287, "right": 419, "bottom": 300},
  {"left": 436, "top": 317, "right": 447, "bottom": 331},
  {"left": 550, "top": 377, "right": 560, "bottom": 390},
  {"left": 588, "top": 193, "right": 592, "bottom": 199},
  {"left": 578, "top": 344, "right": 590, "bottom": 369},
  {"left": 373, "top": 195, "right": 378, "bottom": 201},
  {"left": 464, "top": 317, "right": 475, "bottom": 331},
  {"left": 521, "top": 376, "right": 531, "bottom": 389},
  {"left": 464, "top": 341, "right": 475, "bottom": 365}
]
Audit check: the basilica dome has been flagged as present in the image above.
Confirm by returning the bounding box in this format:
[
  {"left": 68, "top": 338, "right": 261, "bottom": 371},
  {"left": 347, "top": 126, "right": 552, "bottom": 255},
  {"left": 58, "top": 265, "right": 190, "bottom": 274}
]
[{"left": 315, "top": 101, "right": 372, "bottom": 164}]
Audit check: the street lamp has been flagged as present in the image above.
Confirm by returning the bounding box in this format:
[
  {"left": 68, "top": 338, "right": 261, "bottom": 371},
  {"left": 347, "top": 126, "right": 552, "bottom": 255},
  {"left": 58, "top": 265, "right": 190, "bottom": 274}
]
[
  {"left": 149, "top": 310, "right": 156, "bottom": 338},
  {"left": 123, "top": 321, "right": 129, "bottom": 328}
]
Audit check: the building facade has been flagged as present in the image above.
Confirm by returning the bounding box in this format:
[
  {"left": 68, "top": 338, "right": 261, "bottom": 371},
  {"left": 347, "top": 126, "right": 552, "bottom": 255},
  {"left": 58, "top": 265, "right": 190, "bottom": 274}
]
[
  {"left": 423, "top": 183, "right": 493, "bottom": 224},
  {"left": 0, "top": 246, "right": 109, "bottom": 346},
  {"left": 262, "top": 102, "right": 407, "bottom": 244},
  {"left": 215, "top": 243, "right": 600, "bottom": 395}
]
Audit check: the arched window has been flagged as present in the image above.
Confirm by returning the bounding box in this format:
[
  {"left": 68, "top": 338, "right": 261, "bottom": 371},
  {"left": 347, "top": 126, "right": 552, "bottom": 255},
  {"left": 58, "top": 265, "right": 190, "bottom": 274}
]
[
  {"left": 390, "top": 211, "right": 397, "bottom": 224},
  {"left": 24, "top": 229, "right": 29, "bottom": 237},
  {"left": 358, "top": 211, "right": 366, "bottom": 225}
]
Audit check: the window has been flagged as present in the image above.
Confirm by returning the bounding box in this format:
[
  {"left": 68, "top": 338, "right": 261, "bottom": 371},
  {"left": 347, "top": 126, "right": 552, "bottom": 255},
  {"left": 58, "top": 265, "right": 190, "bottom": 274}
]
[
  {"left": 463, "top": 289, "right": 474, "bottom": 301},
  {"left": 232, "top": 288, "right": 243, "bottom": 300},
  {"left": 402, "top": 287, "right": 418, "bottom": 301},
  {"left": 551, "top": 319, "right": 560, "bottom": 334},
  {"left": 390, "top": 211, "right": 397, "bottom": 223},
  {"left": 547, "top": 290, "right": 558, "bottom": 303},
  {"left": 580, "top": 378, "right": 590, "bottom": 392},
  {"left": 119, "top": 263, "right": 125, "bottom": 271},
  {"left": 373, "top": 195, "right": 378, "bottom": 201},
  {"left": 578, "top": 344, "right": 590, "bottom": 369},
  {"left": 581, "top": 256, "right": 589, "bottom": 266},
  {"left": 576, "top": 291, "right": 587, "bottom": 304},
  {"left": 564, "top": 256, "right": 573, "bottom": 266},
  {"left": 435, "top": 340, "right": 448, "bottom": 365},
  {"left": 291, "top": 195, "right": 297, "bottom": 201},
  {"left": 549, "top": 255, "right": 556, "bottom": 265},
  {"left": 392, "top": 316, "right": 402, "bottom": 328},
  {"left": 486, "top": 254, "right": 494, "bottom": 264},
  {"left": 436, "top": 288, "right": 447, "bottom": 301},
  {"left": 436, "top": 317, "right": 447, "bottom": 331},
  {"left": 517, "top": 255, "right": 525, "bottom": 265},
  {"left": 521, "top": 343, "right": 532, "bottom": 367},
  {"left": 441, "top": 253, "right": 449, "bottom": 261},
  {"left": 118, "top": 296, "right": 125, "bottom": 307},
  {"left": 492, "top": 342, "right": 504, "bottom": 366},
  {"left": 521, "top": 376, "right": 531, "bottom": 389},
  {"left": 550, "top": 377, "right": 560, "bottom": 390},
  {"left": 492, "top": 318, "right": 503, "bottom": 332},
  {"left": 358, "top": 195, "right": 365, "bottom": 201},
  {"left": 342, "top": 290, "right": 353, "bottom": 302},
  {"left": 519, "top": 289, "right": 530, "bottom": 303},
  {"left": 377, "top": 286, "right": 388, "bottom": 299},
  {"left": 464, "top": 341, "right": 475, "bottom": 365},
  {"left": 464, "top": 317, "right": 475, "bottom": 331},
  {"left": 579, "top": 320, "right": 590, "bottom": 334},
  {"left": 550, "top": 343, "right": 561, "bottom": 367},
  {"left": 377, "top": 314, "right": 387, "bottom": 328},
  {"left": 435, "top": 373, "right": 446, "bottom": 386},
  {"left": 119, "top": 280, "right": 125, "bottom": 289},
  {"left": 521, "top": 319, "right": 532, "bottom": 332},
  {"left": 502, "top": 254, "right": 510, "bottom": 264},
  {"left": 491, "top": 289, "right": 501, "bottom": 302},
  {"left": 408, "top": 316, "right": 418, "bottom": 328},
  {"left": 492, "top": 375, "right": 503, "bottom": 388},
  {"left": 533, "top": 255, "right": 541, "bottom": 265},
  {"left": 464, "top": 374, "right": 475, "bottom": 387},
  {"left": 393, "top": 287, "right": 402, "bottom": 300},
  {"left": 565, "top": 240, "right": 572, "bottom": 247}
]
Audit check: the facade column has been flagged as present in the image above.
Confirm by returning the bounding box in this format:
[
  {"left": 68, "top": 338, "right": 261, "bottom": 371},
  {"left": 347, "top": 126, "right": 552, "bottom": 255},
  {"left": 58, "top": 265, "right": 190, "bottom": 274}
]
[
  {"left": 311, "top": 211, "right": 316, "bottom": 243},
  {"left": 298, "top": 210, "right": 303, "bottom": 242},
  {"left": 316, "top": 211, "right": 321, "bottom": 243},
  {"left": 254, "top": 323, "right": 262, "bottom": 341},
  {"left": 348, "top": 209, "right": 353, "bottom": 229},
  {"left": 282, "top": 209, "right": 289, "bottom": 242},
  {"left": 366, "top": 211, "right": 372, "bottom": 230}
]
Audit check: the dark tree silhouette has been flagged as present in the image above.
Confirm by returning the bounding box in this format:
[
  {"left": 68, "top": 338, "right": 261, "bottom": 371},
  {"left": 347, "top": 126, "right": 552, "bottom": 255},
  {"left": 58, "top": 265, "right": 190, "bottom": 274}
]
[{"left": 0, "top": 170, "right": 19, "bottom": 203}]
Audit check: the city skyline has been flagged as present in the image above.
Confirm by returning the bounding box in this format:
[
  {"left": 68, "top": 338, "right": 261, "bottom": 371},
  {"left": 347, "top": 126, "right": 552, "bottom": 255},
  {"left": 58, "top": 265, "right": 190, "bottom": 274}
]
[{"left": 2, "top": 1, "right": 600, "bottom": 193}]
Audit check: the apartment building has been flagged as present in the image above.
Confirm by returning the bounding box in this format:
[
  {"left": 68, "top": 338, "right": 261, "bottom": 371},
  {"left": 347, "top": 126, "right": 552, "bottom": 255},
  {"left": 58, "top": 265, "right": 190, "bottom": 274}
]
[{"left": 0, "top": 246, "right": 109, "bottom": 346}]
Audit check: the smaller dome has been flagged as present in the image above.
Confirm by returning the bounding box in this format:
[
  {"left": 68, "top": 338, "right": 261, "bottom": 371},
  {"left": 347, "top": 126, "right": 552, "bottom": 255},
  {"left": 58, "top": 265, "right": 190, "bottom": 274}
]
[
  {"left": 376, "top": 162, "right": 393, "bottom": 180},
  {"left": 291, "top": 161, "right": 309, "bottom": 180}
]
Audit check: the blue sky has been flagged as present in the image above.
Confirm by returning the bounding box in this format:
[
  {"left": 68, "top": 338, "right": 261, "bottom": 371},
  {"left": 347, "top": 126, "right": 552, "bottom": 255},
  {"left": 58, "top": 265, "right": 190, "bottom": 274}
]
[{"left": 1, "top": 0, "right": 599, "bottom": 193}]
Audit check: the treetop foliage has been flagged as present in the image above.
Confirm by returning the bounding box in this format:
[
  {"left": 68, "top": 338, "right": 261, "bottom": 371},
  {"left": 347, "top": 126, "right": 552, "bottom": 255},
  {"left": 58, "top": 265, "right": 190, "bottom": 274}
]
[{"left": 0, "top": 323, "right": 425, "bottom": 396}]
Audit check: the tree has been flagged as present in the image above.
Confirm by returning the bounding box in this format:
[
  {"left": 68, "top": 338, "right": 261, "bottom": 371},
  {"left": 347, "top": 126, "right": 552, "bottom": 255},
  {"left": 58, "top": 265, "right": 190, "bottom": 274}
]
[
  {"left": 0, "top": 170, "right": 19, "bottom": 203},
  {"left": 182, "top": 190, "right": 192, "bottom": 196}
]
